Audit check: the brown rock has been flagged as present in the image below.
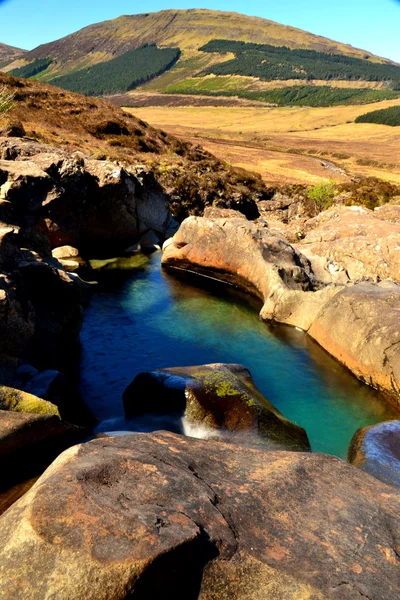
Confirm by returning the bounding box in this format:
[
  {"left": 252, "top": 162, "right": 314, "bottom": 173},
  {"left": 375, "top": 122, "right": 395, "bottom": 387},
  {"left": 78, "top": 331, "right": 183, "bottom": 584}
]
[
  {"left": 297, "top": 205, "right": 400, "bottom": 282},
  {"left": 0, "top": 410, "right": 82, "bottom": 489},
  {"left": 309, "top": 282, "right": 400, "bottom": 408},
  {"left": 0, "top": 431, "right": 398, "bottom": 599},
  {"left": 374, "top": 204, "right": 400, "bottom": 224},
  {"left": 123, "top": 363, "right": 310, "bottom": 451},
  {"left": 203, "top": 206, "right": 246, "bottom": 219},
  {"left": 348, "top": 420, "right": 400, "bottom": 488}
]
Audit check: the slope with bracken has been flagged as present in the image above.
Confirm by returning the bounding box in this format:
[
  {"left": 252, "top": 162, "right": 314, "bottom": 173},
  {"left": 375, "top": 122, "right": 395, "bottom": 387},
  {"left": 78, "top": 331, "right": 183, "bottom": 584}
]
[{"left": 0, "top": 71, "right": 266, "bottom": 220}]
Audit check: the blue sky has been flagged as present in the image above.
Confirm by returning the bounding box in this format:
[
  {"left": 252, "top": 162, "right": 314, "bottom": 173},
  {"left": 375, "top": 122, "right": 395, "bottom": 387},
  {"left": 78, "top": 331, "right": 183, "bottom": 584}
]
[{"left": 1, "top": 0, "right": 400, "bottom": 61}]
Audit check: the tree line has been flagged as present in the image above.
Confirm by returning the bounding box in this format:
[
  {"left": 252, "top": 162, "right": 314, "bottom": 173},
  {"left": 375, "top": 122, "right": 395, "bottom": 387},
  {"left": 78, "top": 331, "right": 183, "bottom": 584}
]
[
  {"left": 10, "top": 58, "right": 53, "bottom": 79},
  {"left": 199, "top": 40, "right": 400, "bottom": 87},
  {"left": 50, "top": 45, "right": 180, "bottom": 96},
  {"left": 355, "top": 105, "right": 400, "bottom": 126}
]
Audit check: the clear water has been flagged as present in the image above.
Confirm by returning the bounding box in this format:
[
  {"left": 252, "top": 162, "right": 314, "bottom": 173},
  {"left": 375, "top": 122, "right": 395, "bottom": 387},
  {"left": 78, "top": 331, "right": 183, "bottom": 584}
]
[{"left": 79, "top": 252, "right": 396, "bottom": 458}]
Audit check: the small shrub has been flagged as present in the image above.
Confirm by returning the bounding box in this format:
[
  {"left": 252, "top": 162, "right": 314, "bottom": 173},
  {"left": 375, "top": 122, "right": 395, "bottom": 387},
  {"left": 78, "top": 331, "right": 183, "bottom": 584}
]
[
  {"left": 0, "top": 85, "right": 15, "bottom": 115},
  {"left": 307, "top": 180, "right": 336, "bottom": 211}
]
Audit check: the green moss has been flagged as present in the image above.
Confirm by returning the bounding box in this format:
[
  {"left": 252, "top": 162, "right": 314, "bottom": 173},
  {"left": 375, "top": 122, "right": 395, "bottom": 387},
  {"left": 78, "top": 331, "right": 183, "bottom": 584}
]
[{"left": 0, "top": 386, "right": 60, "bottom": 417}]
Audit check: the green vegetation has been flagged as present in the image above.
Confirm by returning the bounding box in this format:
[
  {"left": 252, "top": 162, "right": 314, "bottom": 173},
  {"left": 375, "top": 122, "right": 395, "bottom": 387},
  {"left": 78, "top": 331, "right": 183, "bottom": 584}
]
[
  {"left": 307, "top": 180, "right": 336, "bottom": 211},
  {"left": 355, "top": 105, "right": 400, "bottom": 126},
  {"left": 10, "top": 58, "right": 53, "bottom": 79},
  {"left": 164, "top": 81, "right": 398, "bottom": 107},
  {"left": 0, "top": 85, "right": 15, "bottom": 114},
  {"left": 51, "top": 45, "right": 181, "bottom": 96},
  {"left": 200, "top": 39, "right": 400, "bottom": 86}
]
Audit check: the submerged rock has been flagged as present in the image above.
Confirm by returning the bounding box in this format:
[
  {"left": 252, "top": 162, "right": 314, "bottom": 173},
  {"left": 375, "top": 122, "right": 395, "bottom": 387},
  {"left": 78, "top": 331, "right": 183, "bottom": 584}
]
[
  {"left": 124, "top": 363, "right": 310, "bottom": 451},
  {"left": 348, "top": 420, "right": 400, "bottom": 488},
  {"left": 0, "top": 431, "right": 398, "bottom": 599}
]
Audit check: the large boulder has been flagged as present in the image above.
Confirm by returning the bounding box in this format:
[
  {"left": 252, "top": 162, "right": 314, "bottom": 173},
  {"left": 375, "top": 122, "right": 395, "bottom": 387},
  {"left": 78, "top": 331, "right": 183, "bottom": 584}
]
[
  {"left": 123, "top": 363, "right": 310, "bottom": 452},
  {"left": 162, "top": 216, "right": 341, "bottom": 331},
  {"left": 309, "top": 282, "right": 400, "bottom": 409},
  {"left": 0, "top": 431, "right": 398, "bottom": 599},
  {"left": 296, "top": 205, "right": 400, "bottom": 282},
  {"left": 348, "top": 420, "right": 400, "bottom": 488}
]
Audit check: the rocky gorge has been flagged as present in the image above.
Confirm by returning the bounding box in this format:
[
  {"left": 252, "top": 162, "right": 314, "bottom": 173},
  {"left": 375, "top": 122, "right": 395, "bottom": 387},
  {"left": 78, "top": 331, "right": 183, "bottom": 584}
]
[{"left": 0, "top": 125, "right": 399, "bottom": 598}]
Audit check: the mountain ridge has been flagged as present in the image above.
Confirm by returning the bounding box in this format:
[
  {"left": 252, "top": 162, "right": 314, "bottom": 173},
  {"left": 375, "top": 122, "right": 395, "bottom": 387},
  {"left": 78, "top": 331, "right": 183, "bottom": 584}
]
[
  {"left": 2, "top": 8, "right": 396, "bottom": 80},
  {"left": 0, "top": 42, "right": 27, "bottom": 67}
]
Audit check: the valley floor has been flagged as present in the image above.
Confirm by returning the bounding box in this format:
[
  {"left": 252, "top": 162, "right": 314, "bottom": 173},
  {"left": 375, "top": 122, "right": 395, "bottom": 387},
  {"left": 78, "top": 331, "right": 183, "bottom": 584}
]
[{"left": 126, "top": 97, "right": 400, "bottom": 185}]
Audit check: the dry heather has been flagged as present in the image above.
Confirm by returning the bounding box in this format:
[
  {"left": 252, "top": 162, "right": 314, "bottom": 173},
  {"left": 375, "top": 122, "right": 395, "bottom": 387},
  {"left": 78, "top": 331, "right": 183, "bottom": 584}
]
[{"left": 129, "top": 99, "right": 400, "bottom": 185}]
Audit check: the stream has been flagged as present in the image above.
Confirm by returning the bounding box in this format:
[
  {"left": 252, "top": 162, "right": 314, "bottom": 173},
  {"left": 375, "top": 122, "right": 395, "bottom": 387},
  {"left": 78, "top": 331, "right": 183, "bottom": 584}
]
[{"left": 79, "top": 252, "right": 396, "bottom": 458}]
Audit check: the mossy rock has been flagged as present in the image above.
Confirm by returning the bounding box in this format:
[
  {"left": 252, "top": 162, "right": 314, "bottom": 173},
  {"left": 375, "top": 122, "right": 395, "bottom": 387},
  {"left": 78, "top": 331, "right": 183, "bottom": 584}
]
[
  {"left": 0, "top": 386, "right": 60, "bottom": 417},
  {"left": 123, "top": 363, "right": 310, "bottom": 451}
]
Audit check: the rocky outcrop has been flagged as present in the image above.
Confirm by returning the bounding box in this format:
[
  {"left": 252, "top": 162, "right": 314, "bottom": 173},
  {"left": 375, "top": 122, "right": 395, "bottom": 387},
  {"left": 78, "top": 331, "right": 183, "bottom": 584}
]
[
  {"left": 0, "top": 431, "right": 398, "bottom": 599},
  {"left": 0, "top": 410, "right": 82, "bottom": 489},
  {"left": 296, "top": 205, "right": 400, "bottom": 282},
  {"left": 348, "top": 420, "right": 400, "bottom": 488},
  {"left": 0, "top": 137, "right": 175, "bottom": 254},
  {"left": 162, "top": 216, "right": 341, "bottom": 331},
  {"left": 308, "top": 282, "right": 400, "bottom": 408},
  {"left": 123, "top": 363, "right": 310, "bottom": 451}
]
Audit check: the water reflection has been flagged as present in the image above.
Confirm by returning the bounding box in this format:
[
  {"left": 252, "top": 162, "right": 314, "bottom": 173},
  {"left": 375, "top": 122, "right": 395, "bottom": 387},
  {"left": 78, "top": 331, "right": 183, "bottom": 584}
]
[{"left": 79, "top": 252, "right": 397, "bottom": 458}]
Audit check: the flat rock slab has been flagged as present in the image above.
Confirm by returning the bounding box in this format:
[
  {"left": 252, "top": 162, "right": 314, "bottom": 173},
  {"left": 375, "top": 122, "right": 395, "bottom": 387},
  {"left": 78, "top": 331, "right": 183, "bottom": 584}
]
[
  {"left": 348, "top": 420, "right": 400, "bottom": 488},
  {"left": 0, "top": 431, "right": 399, "bottom": 599},
  {"left": 124, "top": 363, "right": 310, "bottom": 452}
]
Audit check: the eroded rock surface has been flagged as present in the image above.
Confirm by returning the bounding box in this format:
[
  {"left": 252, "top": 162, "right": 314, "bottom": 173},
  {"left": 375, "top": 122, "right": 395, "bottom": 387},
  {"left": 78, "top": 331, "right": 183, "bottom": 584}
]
[
  {"left": 0, "top": 431, "right": 398, "bottom": 599},
  {"left": 123, "top": 363, "right": 310, "bottom": 451},
  {"left": 296, "top": 205, "right": 400, "bottom": 282},
  {"left": 348, "top": 420, "right": 400, "bottom": 488},
  {"left": 309, "top": 282, "right": 400, "bottom": 408}
]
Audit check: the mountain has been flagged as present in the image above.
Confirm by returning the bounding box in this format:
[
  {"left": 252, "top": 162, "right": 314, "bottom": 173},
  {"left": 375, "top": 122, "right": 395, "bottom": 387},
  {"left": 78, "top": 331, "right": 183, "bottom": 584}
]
[
  {"left": 0, "top": 42, "right": 26, "bottom": 67},
  {"left": 2, "top": 9, "right": 400, "bottom": 107}
]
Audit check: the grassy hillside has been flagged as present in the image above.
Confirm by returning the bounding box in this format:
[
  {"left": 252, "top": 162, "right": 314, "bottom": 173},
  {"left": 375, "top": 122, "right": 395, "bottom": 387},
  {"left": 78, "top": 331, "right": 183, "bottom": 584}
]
[
  {"left": 355, "top": 105, "right": 400, "bottom": 126},
  {"left": 2, "top": 9, "right": 399, "bottom": 108}
]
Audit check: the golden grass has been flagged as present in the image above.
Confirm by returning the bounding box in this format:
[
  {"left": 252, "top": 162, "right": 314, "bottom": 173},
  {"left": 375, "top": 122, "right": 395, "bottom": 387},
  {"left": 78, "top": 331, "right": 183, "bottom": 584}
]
[{"left": 127, "top": 98, "right": 400, "bottom": 184}]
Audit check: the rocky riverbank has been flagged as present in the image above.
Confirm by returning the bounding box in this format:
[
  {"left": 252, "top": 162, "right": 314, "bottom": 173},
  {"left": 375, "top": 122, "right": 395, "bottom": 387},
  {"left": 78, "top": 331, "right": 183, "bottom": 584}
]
[
  {"left": 0, "top": 130, "right": 400, "bottom": 598},
  {"left": 162, "top": 211, "right": 400, "bottom": 409}
]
